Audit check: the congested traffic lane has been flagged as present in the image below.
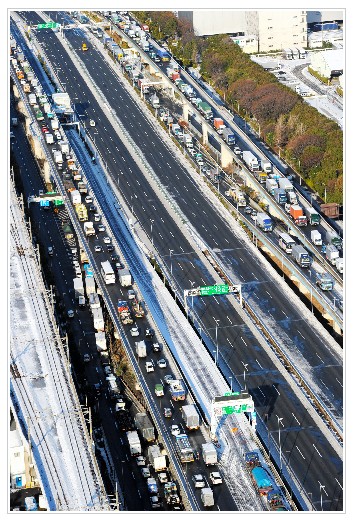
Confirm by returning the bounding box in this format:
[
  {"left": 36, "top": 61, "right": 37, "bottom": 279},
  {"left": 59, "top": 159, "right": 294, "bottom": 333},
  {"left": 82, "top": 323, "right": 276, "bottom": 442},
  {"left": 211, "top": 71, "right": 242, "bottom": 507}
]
[{"left": 15, "top": 12, "right": 343, "bottom": 510}]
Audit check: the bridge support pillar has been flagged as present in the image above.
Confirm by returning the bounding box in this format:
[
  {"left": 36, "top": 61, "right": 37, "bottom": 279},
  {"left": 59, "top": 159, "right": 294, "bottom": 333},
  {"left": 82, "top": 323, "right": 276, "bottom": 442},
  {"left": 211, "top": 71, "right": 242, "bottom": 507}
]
[
  {"left": 220, "top": 143, "right": 233, "bottom": 168},
  {"left": 202, "top": 121, "right": 208, "bottom": 146}
]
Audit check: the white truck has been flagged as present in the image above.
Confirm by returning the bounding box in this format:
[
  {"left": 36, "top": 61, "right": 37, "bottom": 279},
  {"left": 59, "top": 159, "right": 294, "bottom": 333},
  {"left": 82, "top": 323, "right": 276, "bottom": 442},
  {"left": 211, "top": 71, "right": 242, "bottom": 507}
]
[
  {"left": 181, "top": 404, "right": 200, "bottom": 430},
  {"left": 83, "top": 222, "right": 95, "bottom": 236},
  {"left": 261, "top": 159, "right": 272, "bottom": 173},
  {"left": 147, "top": 445, "right": 167, "bottom": 472},
  {"left": 59, "top": 140, "right": 70, "bottom": 154},
  {"left": 202, "top": 443, "right": 217, "bottom": 465},
  {"left": 45, "top": 133, "right": 54, "bottom": 144},
  {"left": 85, "top": 277, "right": 96, "bottom": 295},
  {"left": 135, "top": 340, "right": 147, "bottom": 358},
  {"left": 73, "top": 277, "right": 84, "bottom": 299},
  {"left": 242, "top": 151, "right": 259, "bottom": 172},
  {"left": 126, "top": 431, "right": 142, "bottom": 457},
  {"left": 92, "top": 307, "right": 104, "bottom": 331},
  {"left": 95, "top": 331, "right": 107, "bottom": 351},
  {"left": 278, "top": 177, "right": 294, "bottom": 192},
  {"left": 53, "top": 150, "right": 63, "bottom": 164},
  {"left": 183, "top": 133, "right": 193, "bottom": 149},
  {"left": 70, "top": 189, "right": 81, "bottom": 205},
  {"left": 201, "top": 488, "right": 214, "bottom": 507},
  {"left": 265, "top": 178, "right": 278, "bottom": 195},
  {"left": 28, "top": 93, "right": 36, "bottom": 105},
  {"left": 51, "top": 119, "right": 59, "bottom": 131},
  {"left": 326, "top": 244, "right": 339, "bottom": 265},
  {"left": 89, "top": 292, "right": 100, "bottom": 309},
  {"left": 118, "top": 268, "right": 132, "bottom": 287},
  {"left": 311, "top": 229, "right": 322, "bottom": 246},
  {"left": 335, "top": 257, "right": 343, "bottom": 274}
]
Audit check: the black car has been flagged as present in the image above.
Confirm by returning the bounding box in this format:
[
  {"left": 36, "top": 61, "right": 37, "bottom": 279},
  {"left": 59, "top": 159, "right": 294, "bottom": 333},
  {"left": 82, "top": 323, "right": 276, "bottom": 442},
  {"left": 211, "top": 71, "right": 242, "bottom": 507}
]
[
  {"left": 111, "top": 254, "right": 119, "bottom": 262},
  {"left": 106, "top": 245, "right": 114, "bottom": 253},
  {"left": 145, "top": 328, "right": 154, "bottom": 339},
  {"left": 89, "top": 204, "right": 96, "bottom": 212},
  {"left": 244, "top": 206, "right": 252, "bottom": 214}
]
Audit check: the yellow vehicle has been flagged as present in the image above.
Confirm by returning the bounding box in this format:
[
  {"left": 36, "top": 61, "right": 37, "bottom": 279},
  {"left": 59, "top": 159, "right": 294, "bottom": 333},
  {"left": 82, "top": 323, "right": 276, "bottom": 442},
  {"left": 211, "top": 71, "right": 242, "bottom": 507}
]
[{"left": 82, "top": 42, "right": 88, "bottom": 51}]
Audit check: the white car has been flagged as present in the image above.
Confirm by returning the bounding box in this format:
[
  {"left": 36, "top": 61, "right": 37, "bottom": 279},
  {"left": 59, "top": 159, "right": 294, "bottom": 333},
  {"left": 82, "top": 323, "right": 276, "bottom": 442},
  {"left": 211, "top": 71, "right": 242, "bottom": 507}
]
[
  {"left": 127, "top": 289, "right": 136, "bottom": 300},
  {"left": 157, "top": 358, "right": 167, "bottom": 369},
  {"left": 141, "top": 467, "right": 151, "bottom": 478},
  {"left": 130, "top": 324, "right": 139, "bottom": 337},
  {"left": 192, "top": 474, "right": 206, "bottom": 488},
  {"left": 210, "top": 471, "right": 223, "bottom": 485},
  {"left": 98, "top": 224, "right": 106, "bottom": 232},
  {"left": 94, "top": 245, "right": 102, "bottom": 253},
  {"left": 89, "top": 119, "right": 96, "bottom": 127},
  {"left": 145, "top": 360, "right": 154, "bottom": 373},
  {"left": 170, "top": 424, "right": 180, "bottom": 436},
  {"left": 67, "top": 309, "right": 74, "bottom": 318},
  {"left": 103, "top": 236, "right": 111, "bottom": 244},
  {"left": 164, "top": 374, "right": 174, "bottom": 385},
  {"left": 85, "top": 195, "right": 93, "bottom": 203},
  {"left": 136, "top": 456, "right": 146, "bottom": 466},
  {"left": 158, "top": 472, "right": 168, "bottom": 484}
]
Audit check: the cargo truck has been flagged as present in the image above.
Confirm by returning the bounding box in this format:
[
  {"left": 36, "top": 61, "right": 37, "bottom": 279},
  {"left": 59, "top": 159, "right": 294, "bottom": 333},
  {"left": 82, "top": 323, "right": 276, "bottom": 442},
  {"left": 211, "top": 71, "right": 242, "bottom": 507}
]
[
  {"left": 148, "top": 445, "right": 167, "bottom": 472},
  {"left": 273, "top": 188, "right": 287, "bottom": 205},
  {"left": 199, "top": 101, "right": 213, "bottom": 120},
  {"left": 311, "top": 229, "right": 322, "bottom": 246},
  {"left": 92, "top": 307, "right": 104, "bottom": 331},
  {"left": 53, "top": 150, "right": 63, "bottom": 164},
  {"left": 226, "top": 185, "right": 246, "bottom": 207},
  {"left": 213, "top": 117, "right": 225, "bottom": 134},
  {"left": 135, "top": 340, "right": 147, "bottom": 358},
  {"left": 83, "top": 222, "right": 95, "bottom": 236},
  {"left": 126, "top": 430, "right": 142, "bottom": 457},
  {"left": 316, "top": 272, "right": 334, "bottom": 291},
  {"left": 222, "top": 127, "right": 236, "bottom": 145},
  {"left": 89, "top": 292, "right": 100, "bottom": 309},
  {"left": 326, "top": 244, "right": 339, "bottom": 265},
  {"left": 256, "top": 212, "right": 273, "bottom": 232},
  {"left": 45, "top": 132, "right": 53, "bottom": 144},
  {"left": 325, "top": 230, "right": 342, "bottom": 250},
  {"left": 202, "top": 443, "right": 217, "bottom": 465},
  {"left": 292, "top": 245, "right": 311, "bottom": 268},
  {"left": 51, "top": 119, "right": 59, "bottom": 131},
  {"left": 169, "top": 380, "right": 186, "bottom": 401},
  {"left": 265, "top": 178, "right": 278, "bottom": 196},
  {"left": 73, "top": 277, "right": 84, "bottom": 299},
  {"left": 95, "top": 331, "right": 107, "bottom": 351},
  {"left": 251, "top": 466, "right": 274, "bottom": 496},
  {"left": 183, "top": 134, "right": 193, "bottom": 149},
  {"left": 335, "top": 257, "right": 343, "bottom": 274},
  {"left": 135, "top": 413, "right": 155, "bottom": 442},
  {"left": 201, "top": 488, "right": 214, "bottom": 507},
  {"left": 304, "top": 207, "right": 321, "bottom": 226},
  {"left": 59, "top": 140, "right": 70, "bottom": 154},
  {"left": 278, "top": 178, "right": 294, "bottom": 192},
  {"left": 157, "top": 48, "right": 169, "bottom": 61},
  {"left": 118, "top": 268, "right": 132, "bottom": 287},
  {"left": 290, "top": 204, "right": 307, "bottom": 226},
  {"left": 181, "top": 404, "right": 200, "bottom": 430},
  {"left": 28, "top": 93, "right": 36, "bottom": 105},
  {"left": 261, "top": 160, "right": 272, "bottom": 173},
  {"left": 70, "top": 190, "right": 81, "bottom": 205},
  {"left": 86, "top": 277, "right": 96, "bottom": 296},
  {"left": 243, "top": 151, "right": 260, "bottom": 172},
  {"left": 287, "top": 190, "right": 298, "bottom": 205},
  {"left": 77, "top": 182, "right": 88, "bottom": 194},
  {"left": 75, "top": 204, "right": 88, "bottom": 222}
]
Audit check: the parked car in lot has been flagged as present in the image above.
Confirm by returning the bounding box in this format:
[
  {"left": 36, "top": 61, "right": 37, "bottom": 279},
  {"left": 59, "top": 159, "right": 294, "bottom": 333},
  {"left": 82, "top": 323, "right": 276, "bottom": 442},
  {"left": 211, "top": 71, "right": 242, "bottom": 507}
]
[{"left": 157, "top": 359, "right": 167, "bottom": 369}]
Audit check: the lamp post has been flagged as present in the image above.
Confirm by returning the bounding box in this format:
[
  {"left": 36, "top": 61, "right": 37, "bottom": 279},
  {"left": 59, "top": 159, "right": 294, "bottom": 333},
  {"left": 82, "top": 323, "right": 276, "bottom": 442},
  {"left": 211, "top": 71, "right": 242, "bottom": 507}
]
[
  {"left": 241, "top": 361, "right": 248, "bottom": 390},
  {"left": 169, "top": 249, "right": 174, "bottom": 277},
  {"left": 276, "top": 415, "right": 284, "bottom": 472},
  {"left": 213, "top": 318, "right": 220, "bottom": 366},
  {"left": 229, "top": 376, "right": 233, "bottom": 393},
  {"left": 308, "top": 269, "right": 313, "bottom": 313},
  {"left": 213, "top": 350, "right": 217, "bottom": 364},
  {"left": 150, "top": 219, "right": 154, "bottom": 248},
  {"left": 319, "top": 482, "right": 326, "bottom": 511}
]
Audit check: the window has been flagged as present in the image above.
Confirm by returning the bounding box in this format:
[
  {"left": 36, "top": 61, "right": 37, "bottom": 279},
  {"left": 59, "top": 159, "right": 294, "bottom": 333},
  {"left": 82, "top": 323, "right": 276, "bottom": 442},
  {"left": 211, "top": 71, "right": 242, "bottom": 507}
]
[{"left": 14, "top": 452, "right": 20, "bottom": 458}]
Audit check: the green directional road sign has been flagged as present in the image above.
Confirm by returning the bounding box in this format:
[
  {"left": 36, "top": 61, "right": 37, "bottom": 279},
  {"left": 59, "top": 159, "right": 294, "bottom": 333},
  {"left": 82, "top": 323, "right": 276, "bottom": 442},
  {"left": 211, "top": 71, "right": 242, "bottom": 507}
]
[
  {"left": 200, "top": 284, "right": 229, "bottom": 296},
  {"left": 37, "top": 22, "right": 60, "bottom": 29},
  {"left": 224, "top": 392, "right": 240, "bottom": 397}
]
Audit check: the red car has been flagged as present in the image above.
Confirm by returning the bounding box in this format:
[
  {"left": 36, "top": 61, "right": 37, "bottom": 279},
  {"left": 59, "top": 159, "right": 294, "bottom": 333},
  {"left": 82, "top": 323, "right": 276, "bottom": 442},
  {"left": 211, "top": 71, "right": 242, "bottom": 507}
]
[{"left": 42, "top": 127, "right": 49, "bottom": 133}]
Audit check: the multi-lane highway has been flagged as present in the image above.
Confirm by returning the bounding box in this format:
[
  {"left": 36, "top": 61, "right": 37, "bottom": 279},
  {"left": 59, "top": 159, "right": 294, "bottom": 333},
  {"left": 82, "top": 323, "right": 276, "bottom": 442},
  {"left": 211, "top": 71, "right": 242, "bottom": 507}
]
[{"left": 12, "top": 11, "right": 343, "bottom": 510}]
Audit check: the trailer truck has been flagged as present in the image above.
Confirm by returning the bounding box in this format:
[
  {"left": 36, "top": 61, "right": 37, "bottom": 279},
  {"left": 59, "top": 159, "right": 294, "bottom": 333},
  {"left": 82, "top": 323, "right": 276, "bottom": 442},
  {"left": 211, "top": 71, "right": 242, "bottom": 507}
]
[
  {"left": 181, "top": 404, "right": 200, "bottom": 430},
  {"left": 73, "top": 277, "right": 84, "bottom": 299},
  {"left": 256, "top": 212, "right": 273, "bottom": 232},
  {"left": 325, "top": 230, "right": 342, "bottom": 250},
  {"left": 292, "top": 245, "right": 311, "bottom": 268},
  {"left": 92, "top": 307, "right": 104, "bottom": 331},
  {"left": 243, "top": 151, "right": 260, "bottom": 172}
]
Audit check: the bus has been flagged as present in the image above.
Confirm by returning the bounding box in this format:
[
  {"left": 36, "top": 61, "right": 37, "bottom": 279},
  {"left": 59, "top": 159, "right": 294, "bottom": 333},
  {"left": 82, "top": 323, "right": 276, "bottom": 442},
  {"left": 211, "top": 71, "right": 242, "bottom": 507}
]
[
  {"left": 175, "top": 434, "right": 194, "bottom": 463},
  {"left": 101, "top": 261, "right": 115, "bottom": 284},
  {"left": 278, "top": 233, "right": 296, "bottom": 254}
]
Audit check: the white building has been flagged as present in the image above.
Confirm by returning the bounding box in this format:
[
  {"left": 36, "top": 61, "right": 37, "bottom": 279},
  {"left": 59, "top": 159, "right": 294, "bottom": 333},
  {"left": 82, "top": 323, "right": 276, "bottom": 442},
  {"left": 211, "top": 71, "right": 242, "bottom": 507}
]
[
  {"left": 9, "top": 418, "right": 28, "bottom": 488},
  {"left": 310, "top": 49, "right": 344, "bottom": 79},
  {"left": 178, "top": 10, "right": 307, "bottom": 53}
]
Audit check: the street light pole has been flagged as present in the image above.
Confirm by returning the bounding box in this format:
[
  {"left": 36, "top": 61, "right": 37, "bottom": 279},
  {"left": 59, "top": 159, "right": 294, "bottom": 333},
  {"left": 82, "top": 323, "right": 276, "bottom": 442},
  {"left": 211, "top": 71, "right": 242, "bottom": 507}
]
[
  {"left": 169, "top": 249, "right": 174, "bottom": 278},
  {"left": 229, "top": 376, "right": 233, "bottom": 393},
  {"left": 241, "top": 361, "right": 248, "bottom": 390},
  {"left": 276, "top": 415, "right": 283, "bottom": 472},
  {"left": 319, "top": 482, "right": 326, "bottom": 511},
  {"left": 150, "top": 219, "right": 154, "bottom": 248},
  {"left": 213, "top": 318, "right": 220, "bottom": 366}
]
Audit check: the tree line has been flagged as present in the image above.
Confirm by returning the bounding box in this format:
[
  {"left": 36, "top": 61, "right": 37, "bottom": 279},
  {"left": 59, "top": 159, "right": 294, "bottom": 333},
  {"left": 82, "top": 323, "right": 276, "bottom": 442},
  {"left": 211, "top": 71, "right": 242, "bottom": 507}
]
[{"left": 133, "top": 12, "right": 343, "bottom": 204}]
